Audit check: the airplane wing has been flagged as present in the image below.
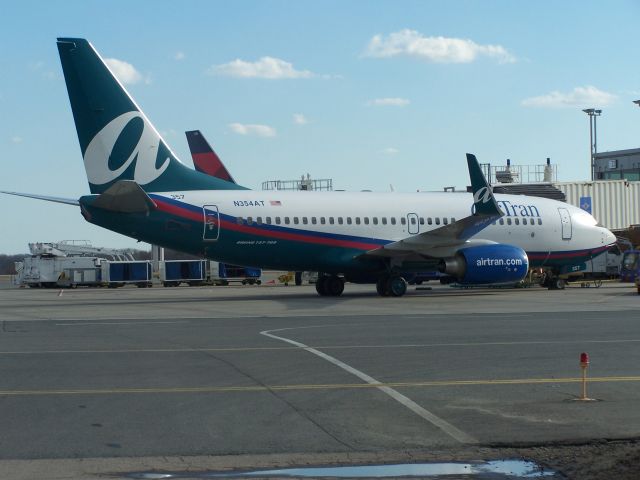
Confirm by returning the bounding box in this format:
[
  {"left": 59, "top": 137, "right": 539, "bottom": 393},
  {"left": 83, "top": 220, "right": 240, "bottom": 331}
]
[
  {"left": 0, "top": 191, "right": 79, "bottom": 206},
  {"left": 362, "top": 154, "right": 503, "bottom": 259}
]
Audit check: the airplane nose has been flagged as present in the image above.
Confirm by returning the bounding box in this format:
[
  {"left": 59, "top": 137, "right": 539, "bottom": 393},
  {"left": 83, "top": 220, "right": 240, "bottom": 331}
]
[{"left": 603, "top": 228, "right": 616, "bottom": 245}]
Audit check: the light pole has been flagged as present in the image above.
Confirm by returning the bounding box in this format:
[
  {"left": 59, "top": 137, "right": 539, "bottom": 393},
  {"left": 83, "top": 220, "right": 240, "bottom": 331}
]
[{"left": 583, "top": 108, "right": 602, "bottom": 181}]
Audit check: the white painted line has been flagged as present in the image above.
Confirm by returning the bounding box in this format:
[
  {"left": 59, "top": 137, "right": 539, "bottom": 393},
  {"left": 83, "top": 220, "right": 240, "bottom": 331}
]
[
  {"left": 261, "top": 327, "right": 478, "bottom": 445},
  {"left": 55, "top": 321, "right": 189, "bottom": 326}
]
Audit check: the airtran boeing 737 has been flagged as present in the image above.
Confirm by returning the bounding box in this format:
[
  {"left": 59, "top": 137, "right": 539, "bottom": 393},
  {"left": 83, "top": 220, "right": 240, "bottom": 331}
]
[{"left": 2, "top": 38, "right": 616, "bottom": 297}]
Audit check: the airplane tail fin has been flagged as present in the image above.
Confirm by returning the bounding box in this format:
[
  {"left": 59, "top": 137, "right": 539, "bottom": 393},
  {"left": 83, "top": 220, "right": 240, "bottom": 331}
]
[
  {"left": 56, "top": 38, "right": 247, "bottom": 193},
  {"left": 466, "top": 153, "right": 502, "bottom": 217},
  {"left": 186, "top": 130, "right": 236, "bottom": 183}
]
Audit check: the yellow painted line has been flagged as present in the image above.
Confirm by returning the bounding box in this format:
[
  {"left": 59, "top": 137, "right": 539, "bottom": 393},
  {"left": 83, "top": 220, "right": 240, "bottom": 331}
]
[
  {"left": 2, "top": 339, "right": 640, "bottom": 355},
  {"left": 1, "top": 376, "right": 640, "bottom": 396}
]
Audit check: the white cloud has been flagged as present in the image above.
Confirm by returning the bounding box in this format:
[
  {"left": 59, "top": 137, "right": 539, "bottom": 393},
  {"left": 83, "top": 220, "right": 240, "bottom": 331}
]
[
  {"left": 521, "top": 86, "right": 617, "bottom": 108},
  {"left": 293, "top": 113, "right": 308, "bottom": 125},
  {"left": 228, "top": 123, "right": 276, "bottom": 137},
  {"left": 105, "top": 58, "right": 144, "bottom": 85},
  {"left": 174, "top": 51, "right": 185, "bottom": 61},
  {"left": 209, "top": 57, "right": 314, "bottom": 79},
  {"left": 366, "top": 97, "right": 410, "bottom": 107},
  {"left": 11, "top": 136, "right": 23, "bottom": 144},
  {"left": 364, "top": 29, "right": 515, "bottom": 64},
  {"left": 383, "top": 147, "right": 399, "bottom": 155}
]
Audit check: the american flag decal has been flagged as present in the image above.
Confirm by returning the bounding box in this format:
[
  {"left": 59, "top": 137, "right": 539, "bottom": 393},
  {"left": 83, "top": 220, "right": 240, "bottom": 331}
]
[{"left": 270, "top": 200, "right": 282, "bottom": 206}]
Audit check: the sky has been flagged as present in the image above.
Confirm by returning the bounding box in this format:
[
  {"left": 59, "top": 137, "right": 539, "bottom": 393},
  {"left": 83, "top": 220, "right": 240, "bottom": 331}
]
[{"left": 1, "top": 0, "right": 639, "bottom": 254}]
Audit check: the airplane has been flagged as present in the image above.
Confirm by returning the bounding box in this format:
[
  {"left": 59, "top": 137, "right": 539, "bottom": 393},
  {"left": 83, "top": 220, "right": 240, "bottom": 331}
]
[
  {"left": 1, "top": 38, "right": 617, "bottom": 297},
  {"left": 185, "top": 130, "right": 236, "bottom": 183}
]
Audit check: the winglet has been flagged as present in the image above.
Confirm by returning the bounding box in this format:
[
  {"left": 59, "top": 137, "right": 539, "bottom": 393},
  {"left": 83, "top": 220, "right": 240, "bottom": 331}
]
[{"left": 466, "top": 153, "right": 502, "bottom": 217}]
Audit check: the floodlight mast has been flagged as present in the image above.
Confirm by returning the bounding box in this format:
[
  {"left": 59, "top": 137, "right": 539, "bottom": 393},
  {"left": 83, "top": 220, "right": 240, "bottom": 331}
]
[{"left": 582, "top": 108, "right": 602, "bottom": 181}]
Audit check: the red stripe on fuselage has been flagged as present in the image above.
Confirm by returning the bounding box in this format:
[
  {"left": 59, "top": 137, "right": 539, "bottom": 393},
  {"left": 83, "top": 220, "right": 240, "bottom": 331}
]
[{"left": 154, "top": 198, "right": 382, "bottom": 250}]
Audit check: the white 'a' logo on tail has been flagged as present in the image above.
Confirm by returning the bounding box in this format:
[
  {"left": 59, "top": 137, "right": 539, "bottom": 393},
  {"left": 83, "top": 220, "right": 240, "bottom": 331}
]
[
  {"left": 83, "top": 111, "right": 170, "bottom": 185},
  {"left": 473, "top": 186, "right": 492, "bottom": 204}
]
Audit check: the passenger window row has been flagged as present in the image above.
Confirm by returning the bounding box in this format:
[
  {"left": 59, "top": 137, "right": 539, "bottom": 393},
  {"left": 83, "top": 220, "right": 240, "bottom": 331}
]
[
  {"left": 493, "top": 218, "right": 543, "bottom": 226},
  {"left": 235, "top": 216, "right": 457, "bottom": 227}
]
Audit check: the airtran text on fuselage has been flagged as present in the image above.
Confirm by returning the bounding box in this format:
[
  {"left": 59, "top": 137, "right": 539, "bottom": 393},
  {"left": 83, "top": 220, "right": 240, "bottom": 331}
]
[
  {"left": 233, "top": 200, "right": 265, "bottom": 207},
  {"left": 497, "top": 200, "right": 540, "bottom": 217}
]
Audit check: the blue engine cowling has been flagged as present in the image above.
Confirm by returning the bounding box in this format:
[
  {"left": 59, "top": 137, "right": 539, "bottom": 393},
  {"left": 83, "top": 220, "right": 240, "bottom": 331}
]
[{"left": 439, "top": 244, "right": 529, "bottom": 285}]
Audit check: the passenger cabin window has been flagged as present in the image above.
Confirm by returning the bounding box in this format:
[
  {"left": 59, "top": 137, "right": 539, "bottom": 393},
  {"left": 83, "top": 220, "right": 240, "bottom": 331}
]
[
  {"left": 311, "top": 217, "right": 317, "bottom": 225},
  {"left": 247, "top": 217, "right": 253, "bottom": 225},
  {"left": 320, "top": 217, "right": 325, "bottom": 225},
  {"left": 256, "top": 217, "right": 263, "bottom": 225},
  {"left": 364, "top": 217, "right": 370, "bottom": 225},
  {"left": 294, "top": 217, "right": 299, "bottom": 225},
  {"left": 401, "top": 217, "right": 407, "bottom": 225},
  {"left": 338, "top": 217, "right": 343, "bottom": 225},
  {"left": 443, "top": 217, "right": 448, "bottom": 225},
  {"left": 236, "top": 217, "right": 243, "bottom": 225},
  {"left": 285, "top": 217, "right": 290, "bottom": 225},
  {"left": 382, "top": 217, "right": 387, "bottom": 225},
  {"left": 499, "top": 218, "right": 504, "bottom": 225},
  {"left": 515, "top": 218, "right": 519, "bottom": 225},
  {"left": 538, "top": 218, "right": 542, "bottom": 225},
  {"left": 372, "top": 218, "right": 378, "bottom": 225},
  {"left": 419, "top": 217, "right": 425, "bottom": 225},
  {"left": 355, "top": 217, "right": 361, "bottom": 225},
  {"left": 451, "top": 217, "right": 456, "bottom": 223},
  {"left": 410, "top": 217, "right": 416, "bottom": 225},
  {"left": 427, "top": 218, "right": 433, "bottom": 225},
  {"left": 275, "top": 216, "right": 281, "bottom": 225},
  {"left": 303, "top": 217, "right": 308, "bottom": 225},
  {"left": 507, "top": 218, "right": 512, "bottom": 225},
  {"left": 266, "top": 217, "right": 272, "bottom": 225},
  {"left": 329, "top": 217, "right": 335, "bottom": 224},
  {"left": 391, "top": 218, "right": 396, "bottom": 225},
  {"left": 435, "top": 218, "right": 440, "bottom": 225},
  {"left": 347, "top": 217, "right": 352, "bottom": 225}
]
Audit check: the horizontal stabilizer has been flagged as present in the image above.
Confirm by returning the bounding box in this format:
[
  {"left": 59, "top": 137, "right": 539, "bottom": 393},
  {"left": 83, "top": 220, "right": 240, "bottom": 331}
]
[
  {"left": 91, "top": 180, "right": 157, "bottom": 213},
  {"left": 0, "top": 191, "right": 79, "bottom": 206}
]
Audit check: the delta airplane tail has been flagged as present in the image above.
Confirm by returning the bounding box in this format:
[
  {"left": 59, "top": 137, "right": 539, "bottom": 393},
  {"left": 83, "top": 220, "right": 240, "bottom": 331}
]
[
  {"left": 186, "top": 130, "right": 236, "bottom": 183},
  {"left": 56, "top": 38, "right": 247, "bottom": 194}
]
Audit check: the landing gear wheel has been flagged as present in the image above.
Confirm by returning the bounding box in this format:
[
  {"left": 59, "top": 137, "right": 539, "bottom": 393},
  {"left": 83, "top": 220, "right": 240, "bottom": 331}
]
[
  {"left": 548, "top": 277, "right": 565, "bottom": 290},
  {"left": 389, "top": 276, "right": 408, "bottom": 297},
  {"left": 325, "top": 276, "right": 344, "bottom": 296},
  {"left": 376, "top": 275, "right": 390, "bottom": 296},
  {"left": 315, "top": 276, "right": 328, "bottom": 296}
]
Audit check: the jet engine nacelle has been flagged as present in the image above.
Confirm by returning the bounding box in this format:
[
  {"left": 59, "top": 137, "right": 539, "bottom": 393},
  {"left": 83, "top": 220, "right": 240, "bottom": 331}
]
[{"left": 438, "top": 244, "right": 529, "bottom": 285}]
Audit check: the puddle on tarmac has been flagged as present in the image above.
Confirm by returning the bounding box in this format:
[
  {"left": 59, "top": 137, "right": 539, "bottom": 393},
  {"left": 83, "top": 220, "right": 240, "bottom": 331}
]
[{"left": 127, "top": 459, "right": 557, "bottom": 478}]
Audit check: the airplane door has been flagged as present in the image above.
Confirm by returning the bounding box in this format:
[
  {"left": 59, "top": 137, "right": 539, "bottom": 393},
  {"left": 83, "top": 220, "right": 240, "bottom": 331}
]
[
  {"left": 407, "top": 213, "right": 419, "bottom": 234},
  {"left": 558, "top": 207, "right": 572, "bottom": 240},
  {"left": 203, "top": 205, "right": 220, "bottom": 241}
]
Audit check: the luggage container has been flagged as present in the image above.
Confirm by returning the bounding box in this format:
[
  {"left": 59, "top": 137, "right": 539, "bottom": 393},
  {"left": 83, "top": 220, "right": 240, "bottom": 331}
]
[
  {"left": 104, "top": 261, "right": 153, "bottom": 288},
  {"left": 210, "top": 262, "right": 261, "bottom": 285},
  {"left": 161, "top": 260, "right": 207, "bottom": 287}
]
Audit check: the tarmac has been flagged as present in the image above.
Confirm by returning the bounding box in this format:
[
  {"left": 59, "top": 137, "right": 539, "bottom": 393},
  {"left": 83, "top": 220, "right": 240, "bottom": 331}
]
[{"left": 0, "top": 277, "right": 638, "bottom": 478}]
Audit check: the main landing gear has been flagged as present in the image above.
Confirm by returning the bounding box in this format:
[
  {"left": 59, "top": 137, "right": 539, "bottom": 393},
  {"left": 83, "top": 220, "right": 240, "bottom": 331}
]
[
  {"left": 315, "top": 275, "right": 345, "bottom": 296},
  {"left": 376, "top": 274, "right": 408, "bottom": 297}
]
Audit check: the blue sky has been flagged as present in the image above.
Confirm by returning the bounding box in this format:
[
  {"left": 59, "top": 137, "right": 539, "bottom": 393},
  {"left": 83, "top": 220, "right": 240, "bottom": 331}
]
[{"left": 1, "top": 0, "right": 639, "bottom": 254}]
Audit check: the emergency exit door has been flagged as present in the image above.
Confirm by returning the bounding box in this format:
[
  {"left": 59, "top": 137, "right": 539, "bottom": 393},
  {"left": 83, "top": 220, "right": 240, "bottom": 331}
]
[{"left": 203, "top": 205, "right": 220, "bottom": 241}]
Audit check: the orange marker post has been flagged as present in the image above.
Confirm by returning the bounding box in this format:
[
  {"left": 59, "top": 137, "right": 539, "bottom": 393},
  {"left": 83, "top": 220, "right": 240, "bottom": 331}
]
[{"left": 578, "top": 352, "right": 593, "bottom": 401}]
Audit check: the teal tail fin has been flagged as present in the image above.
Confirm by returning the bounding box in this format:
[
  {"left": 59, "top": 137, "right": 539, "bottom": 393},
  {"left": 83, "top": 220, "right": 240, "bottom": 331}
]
[{"left": 57, "top": 38, "right": 247, "bottom": 193}]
